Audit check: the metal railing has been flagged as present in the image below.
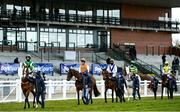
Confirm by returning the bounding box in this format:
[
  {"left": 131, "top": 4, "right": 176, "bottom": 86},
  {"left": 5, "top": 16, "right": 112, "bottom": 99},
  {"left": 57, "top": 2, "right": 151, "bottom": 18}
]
[
  {"left": 112, "top": 44, "right": 162, "bottom": 78},
  {"left": 0, "top": 40, "right": 12, "bottom": 52},
  {"left": 66, "top": 42, "right": 76, "bottom": 51},
  {"left": 0, "top": 10, "right": 179, "bottom": 31}
]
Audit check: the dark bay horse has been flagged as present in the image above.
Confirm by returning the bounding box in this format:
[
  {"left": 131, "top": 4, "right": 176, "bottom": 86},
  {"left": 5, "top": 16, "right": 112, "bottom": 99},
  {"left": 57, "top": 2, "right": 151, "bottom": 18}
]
[
  {"left": 161, "top": 74, "right": 177, "bottom": 99},
  {"left": 66, "top": 69, "right": 100, "bottom": 105},
  {"left": 21, "top": 66, "right": 36, "bottom": 109},
  {"left": 101, "top": 69, "right": 119, "bottom": 103}
]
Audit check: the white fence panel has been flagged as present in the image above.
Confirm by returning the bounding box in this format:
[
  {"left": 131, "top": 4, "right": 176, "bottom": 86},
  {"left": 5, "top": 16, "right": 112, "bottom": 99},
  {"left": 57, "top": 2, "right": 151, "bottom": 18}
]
[{"left": 0, "top": 80, "right": 180, "bottom": 103}]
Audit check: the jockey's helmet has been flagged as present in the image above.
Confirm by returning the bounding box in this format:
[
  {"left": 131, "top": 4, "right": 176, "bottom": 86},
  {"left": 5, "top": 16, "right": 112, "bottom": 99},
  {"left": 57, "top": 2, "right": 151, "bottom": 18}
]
[
  {"left": 81, "top": 58, "right": 86, "bottom": 62},
  {"left": 165, "top": 61, "right": 169, "bottom": 65},
  {"left": 26, "top": 54, "right": 31, "bottom": 59},
  {"left": 110, "top": 59, "right": 114, "bottom": 63}
]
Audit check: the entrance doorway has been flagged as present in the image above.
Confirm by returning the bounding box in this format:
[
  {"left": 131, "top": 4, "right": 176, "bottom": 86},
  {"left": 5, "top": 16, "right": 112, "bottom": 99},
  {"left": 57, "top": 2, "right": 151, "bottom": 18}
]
[{"left": 98, "top": 31, "right": 108, "bottom": 52}]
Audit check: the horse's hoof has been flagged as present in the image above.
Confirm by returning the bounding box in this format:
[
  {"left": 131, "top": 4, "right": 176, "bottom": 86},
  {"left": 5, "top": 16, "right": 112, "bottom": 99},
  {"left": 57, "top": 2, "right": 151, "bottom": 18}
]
[
  {"left": 24, "top": 107, "right": 26, "bottom": 109},
  {"left": 105, "top": 101, "right": 107, "bottom": 103}
]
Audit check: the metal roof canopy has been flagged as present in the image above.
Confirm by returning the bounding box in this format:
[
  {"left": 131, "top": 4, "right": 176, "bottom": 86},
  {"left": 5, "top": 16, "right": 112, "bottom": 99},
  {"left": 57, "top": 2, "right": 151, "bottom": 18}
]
[
  {"left": 2, "top": 0, "right": 180, "bottom": 8},
  {"left": 89, "top": 0, "right": 180, "bottom": 8}
]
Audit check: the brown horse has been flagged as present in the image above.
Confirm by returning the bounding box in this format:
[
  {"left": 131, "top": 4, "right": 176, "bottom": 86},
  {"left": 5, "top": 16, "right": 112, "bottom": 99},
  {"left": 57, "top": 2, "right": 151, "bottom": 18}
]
[
  {"left": 21, "top": 66, "right": 36, "bottom": 109},
  {"left": 161, "top": 74, "right": 177, "bottom": 99},
  {"left": 101, "top": 69, "right": 118, "bottom": 103},
  {"left": 66, "top": 69, "right": 100, "bottom": 105}
]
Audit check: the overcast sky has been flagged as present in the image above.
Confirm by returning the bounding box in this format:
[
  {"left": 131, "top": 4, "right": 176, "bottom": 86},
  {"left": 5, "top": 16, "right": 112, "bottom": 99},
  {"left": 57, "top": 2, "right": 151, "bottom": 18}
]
[{"left": 172, "top": 8, "right": 180, "bottom": 46}]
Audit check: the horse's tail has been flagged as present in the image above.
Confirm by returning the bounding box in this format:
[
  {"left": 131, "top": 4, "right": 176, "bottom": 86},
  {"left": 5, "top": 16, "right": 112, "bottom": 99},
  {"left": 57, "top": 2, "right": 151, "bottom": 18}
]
[{"left": 93, "top": 83, "right": 100, "bottom": 97}]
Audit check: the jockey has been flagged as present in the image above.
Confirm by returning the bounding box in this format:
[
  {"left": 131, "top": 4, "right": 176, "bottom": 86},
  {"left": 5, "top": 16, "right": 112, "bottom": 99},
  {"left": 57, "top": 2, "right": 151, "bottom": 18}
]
[
  {"left": 35, "top": 71, "right": 46, "bottom": 108},
  {"left": 79, "top": 58, "right": 91, "bottom": 87},
  {"left": 162, "top": 61, "right": 171, "bottom": 78},
  {"left": 23, "top": 54, "right": 35, "bottom": 82},
  {"left": 129, "top": 61, "right": 138, "bottom": 76},
  {"left": 106, "top": 59, "right": 117, "bottom": 80},
  {"left": 23, "top": 54, "right": 35, "bottom": 75}
]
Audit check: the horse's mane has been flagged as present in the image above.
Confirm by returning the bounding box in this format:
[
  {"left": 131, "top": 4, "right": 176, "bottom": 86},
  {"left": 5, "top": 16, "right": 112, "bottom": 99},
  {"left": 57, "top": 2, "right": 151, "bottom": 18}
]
[{"left": 69, "top": 69, "right": 79, "bottom": 74}]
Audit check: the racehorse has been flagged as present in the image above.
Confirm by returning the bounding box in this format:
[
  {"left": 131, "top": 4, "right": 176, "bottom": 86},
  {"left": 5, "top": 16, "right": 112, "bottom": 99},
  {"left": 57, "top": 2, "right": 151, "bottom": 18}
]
[
  {"left": 21, "top": 66, "right": 36, "bottom": 109},
  {"left": 66, "top": 69, "right": 100, "bottom": 105},
  {"left": 161, "top": 74, "right": 177, "bottom": 99},
  {"left": 101, "top": 69, "right": 121, "bottom": 103}
]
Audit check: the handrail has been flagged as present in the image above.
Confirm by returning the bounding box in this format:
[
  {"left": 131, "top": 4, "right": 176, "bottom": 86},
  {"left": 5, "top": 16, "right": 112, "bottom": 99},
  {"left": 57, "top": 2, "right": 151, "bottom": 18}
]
[
  {"left": 0, "top": 40, "right": 13, "bottom": 52},
  {"left": 112, "top": 43, "right": 162, "bottom": 78},
  {"left": 51, "top": 42, "right": 60, "bottom": 53},
  {"left": 66, "top": 42, "right": 75, "bottom": 51}
]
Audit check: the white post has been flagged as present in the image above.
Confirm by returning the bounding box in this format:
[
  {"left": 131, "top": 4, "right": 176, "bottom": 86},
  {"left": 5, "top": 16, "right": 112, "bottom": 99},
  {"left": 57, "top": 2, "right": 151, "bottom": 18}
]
[
  {"left": 63, "top": 80, "right": 67, "bottom": 99},
  {"left": 101, "top": 80, "right": 104, "bottom": 98},
  {"left": 16, "top": 79, "right": 22, "bottom": 102},
  {"left": 144, "top": 80, "right": 147, "bottom": 96},
  {"left": 18, "top": 63, "right": 22, "bottom": 78},
  {"left": 48, "top": 80, "right": 52, "bottom": 99}
]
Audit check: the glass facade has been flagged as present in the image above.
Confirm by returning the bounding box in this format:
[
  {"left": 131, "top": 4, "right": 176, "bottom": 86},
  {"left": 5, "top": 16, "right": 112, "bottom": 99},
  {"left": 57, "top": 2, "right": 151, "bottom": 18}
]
[
  {"left": 69, "top": 29, "right": 93, "bottom": 48},
  {"left": 0, "top": 3, "right": 116, "bottom": 50}
]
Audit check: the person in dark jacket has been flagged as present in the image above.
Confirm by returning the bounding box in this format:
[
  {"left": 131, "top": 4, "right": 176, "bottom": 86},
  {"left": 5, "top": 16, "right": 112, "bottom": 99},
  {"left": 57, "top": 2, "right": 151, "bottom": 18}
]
[
  {"left": 14, "top": 57, "right": 19, "bottom": 63},
  {"left": 162, "top": 54, "right": 166, "bottom": 66},
  {"left": 131, "top": 74, "right": 141, "bottom": 100},
  {"left": 35, "top": 71, "right": 46, "bottom": 108},
  {"left": 151, "top": 76, "right": 160, "bottom": 100},
  {"left": 117, "top": 72, "right": 127, "bottom": 102},
  {"left": 82, "top": 73, "right": 92, "bottom": 105},
  {"left": 106, "top": 57, "right": 111, "bottom": 65}
]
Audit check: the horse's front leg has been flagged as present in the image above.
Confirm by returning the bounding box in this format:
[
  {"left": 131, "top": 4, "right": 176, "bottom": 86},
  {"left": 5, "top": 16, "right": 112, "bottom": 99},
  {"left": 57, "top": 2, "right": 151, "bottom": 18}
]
[
  {"left": 24, "top": 97, "right": 27, "bottom": 109},
  {"left": 127, "top": 87, "right": 130, "bottom": 101},
  {"left": 115, "top": 89, "right": 118, "bottom": 102},
  {"left": 104, "top": 88, "right": 107, "bottom": 103},
  {"left": 161, "top": 86, "right": 164, "bottom": 99},
  {"left": 90, "top": 89, "right": 93, "bottom": 104},
  {"left": 77, "top": 90, "right": 80, "bottom": 105},
  {"left": 167, "top": 89, "right": 170, "bottom": 99},
  {"left": 112, "top": 89, "right": 114, "bottom": 103}
]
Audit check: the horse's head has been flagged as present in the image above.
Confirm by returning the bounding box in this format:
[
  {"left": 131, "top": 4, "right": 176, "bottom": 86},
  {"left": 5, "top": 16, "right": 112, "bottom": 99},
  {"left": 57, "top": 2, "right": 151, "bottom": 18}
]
[
  {"left": 101, "top": 69, "right": 110, "bottom": 80},
  {"left": 67, "top": 69, "right": 81, "bottom": 81}
]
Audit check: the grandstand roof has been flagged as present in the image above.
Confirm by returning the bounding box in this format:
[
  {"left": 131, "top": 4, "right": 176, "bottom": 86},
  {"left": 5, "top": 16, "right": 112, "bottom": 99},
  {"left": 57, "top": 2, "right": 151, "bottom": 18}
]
[{"left": 3, "top": 0, "right": 180, "bottom": 8}]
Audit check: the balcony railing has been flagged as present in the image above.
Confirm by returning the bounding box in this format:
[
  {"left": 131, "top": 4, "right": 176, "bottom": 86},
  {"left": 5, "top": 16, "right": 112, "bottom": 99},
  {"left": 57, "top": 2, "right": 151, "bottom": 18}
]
[{"left": 0, "top": 10, "right": 179, "bottom": 31}]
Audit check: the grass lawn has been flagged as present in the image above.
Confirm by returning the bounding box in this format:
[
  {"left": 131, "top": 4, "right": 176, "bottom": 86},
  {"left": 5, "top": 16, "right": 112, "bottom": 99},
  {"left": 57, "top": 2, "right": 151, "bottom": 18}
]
[{"left": 0, "top": 96, "right": 180, "bottom": 111}]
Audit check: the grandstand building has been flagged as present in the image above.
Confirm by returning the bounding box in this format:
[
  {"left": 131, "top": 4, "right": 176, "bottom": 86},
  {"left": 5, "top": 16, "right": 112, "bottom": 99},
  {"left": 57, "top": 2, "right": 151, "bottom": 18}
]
[{"left": 0, "top": 0, "right": 180, "bottom": 54}]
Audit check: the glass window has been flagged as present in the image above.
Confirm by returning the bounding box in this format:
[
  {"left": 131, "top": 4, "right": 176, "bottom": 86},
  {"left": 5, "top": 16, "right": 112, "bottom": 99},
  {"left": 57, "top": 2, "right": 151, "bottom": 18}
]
[
  {"left": 49, "top": 33, "right": 57, "bottom": 46},
  {"left": 6, "top": 4, "right": 13, "bottom": 10},
  {"left": 97, "top": 10, "right": 103, "bottom": 16},
  {"left": 85, "top": 34, "right": 93, "bottom": 45},
  {"left": 69, "top": 10, "right": 76, "bottom": 14},
  {"left": 7, "top": 31, "right": 16, "bottom": 45},
  {"left": 27, "top": 32, "right": 37, "bottom": 42},
  {"left": 0, "top": 30, "right": 3, "bottom": 41},
  {"left": 40, "top": 32, "right": 49, "bottom": 46},
  {"left": 15, "top": 6, "right": 21, "bottom": 10},
  {"left": 85, "top": 11, "right": 92, "bottom": 16},
  {"left": 77, "top": 34, "right": 85, "bottom": 47},
  {"left": 58, "top": 33, "right": 66, "bottom": 47},
  {"left": 59, "top": 9, "right": 65, "bottom": 14},
  {"left": 69, "top": 34, "right": 76, "bottom": 47},
  {"left": 109, "top": 10, "right": 120, "bottom": 18},
  {"left": 78, "top": 11, "right": 85, "bottom": 15}
]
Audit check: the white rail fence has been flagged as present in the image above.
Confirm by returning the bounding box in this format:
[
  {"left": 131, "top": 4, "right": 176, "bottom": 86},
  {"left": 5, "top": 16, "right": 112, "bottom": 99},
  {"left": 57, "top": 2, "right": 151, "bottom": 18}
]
[{"left": 0, "top": 80, "right": 180, "bottom": 103}]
